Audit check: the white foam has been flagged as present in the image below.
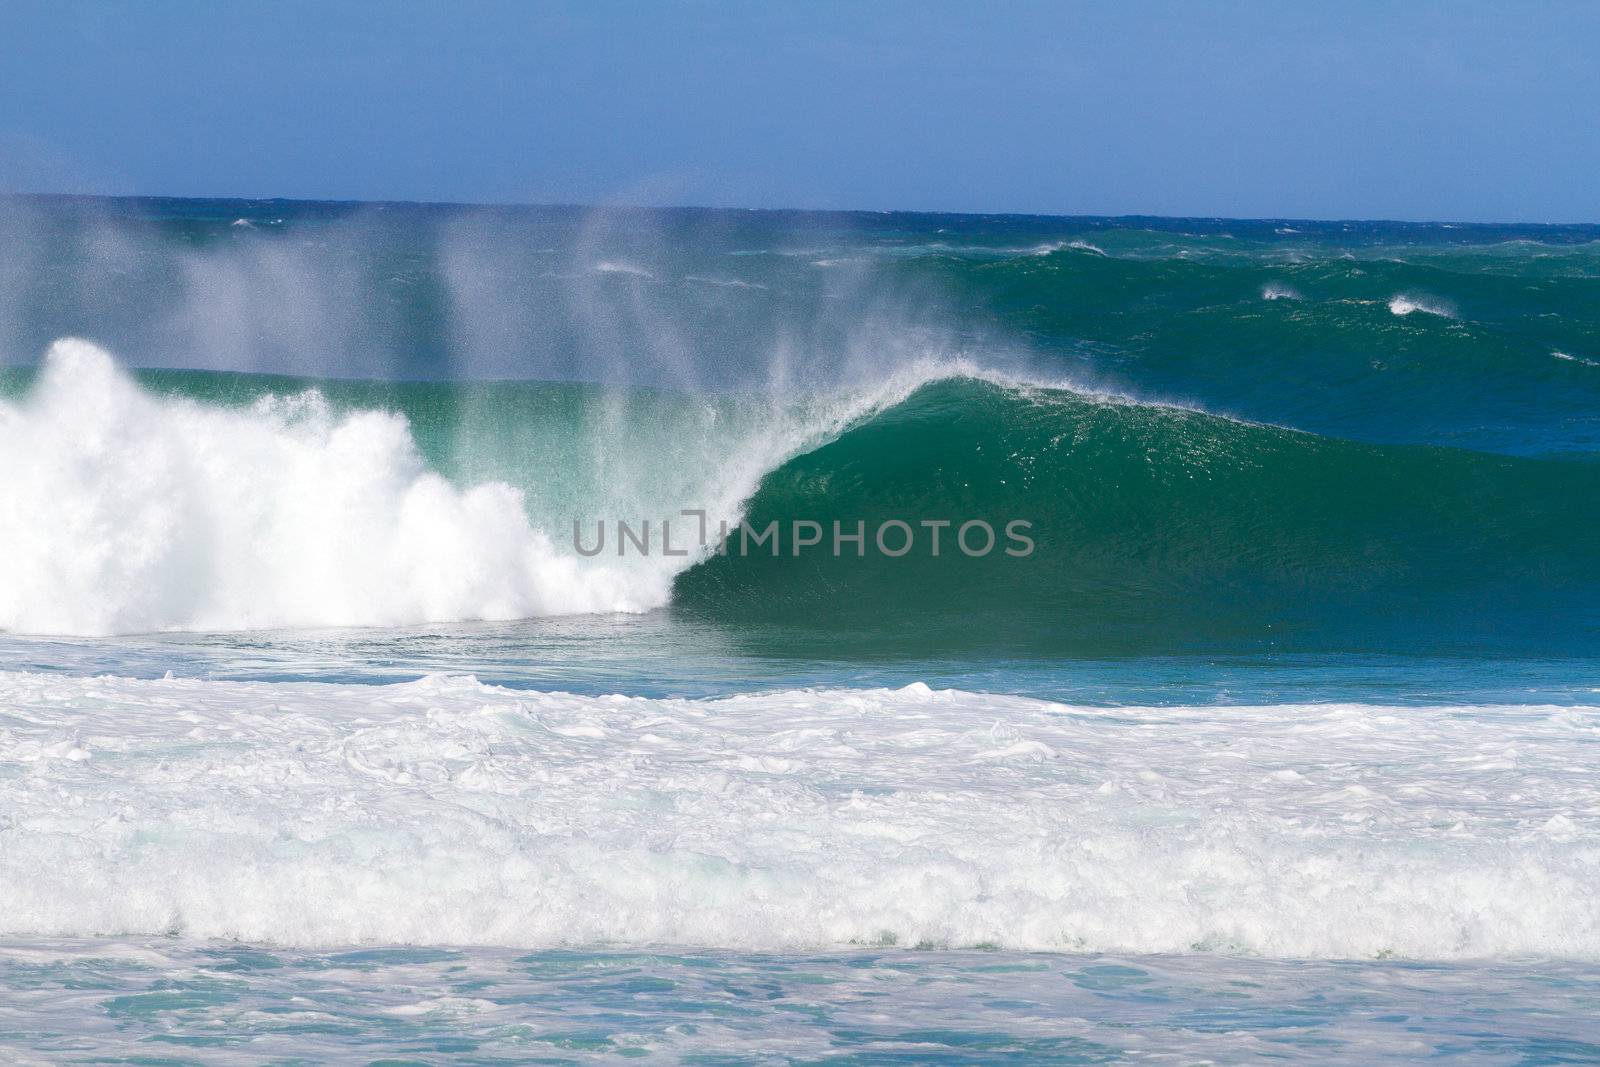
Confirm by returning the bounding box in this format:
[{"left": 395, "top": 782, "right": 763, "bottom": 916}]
[
  {"left": 591, "top": 260, "right": 653, "bottom": 278},
  {"left": 0, "top": 669, "right": 1596, "bottom": 960},
  {"left": 1387, "top": 294, "right": 1456, "bottom": 318},
  {"left": 1261, "top": 282, "right": 1302, "bottom": 301},
  {"left": 0, "top": 341, "right": 666, "bottom": 634},
  {"left": 683, "top": 275, "right": 767, "bottom": 290},
  {"left": 1554, "top": 350, "right": 1600, "bottom": 367},
  {"left": 1025, "top": 239, "right": 1107, "bottom": 257}
]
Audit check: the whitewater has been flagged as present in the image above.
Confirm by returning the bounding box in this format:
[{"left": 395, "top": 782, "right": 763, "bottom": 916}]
[
  {"left": 0, "top": 339, "right": 657, "bottom": 634},
  {"left": 4, "top": 667, "right": 1600, "bottom": 1061},
  {"left": 3, "top": 669, "right": 1597, "bottom": 957}
]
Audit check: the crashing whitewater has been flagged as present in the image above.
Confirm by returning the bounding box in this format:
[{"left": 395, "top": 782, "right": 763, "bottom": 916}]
[{"left": 2, "top": 669, "right": 1597, "bottom": 960}]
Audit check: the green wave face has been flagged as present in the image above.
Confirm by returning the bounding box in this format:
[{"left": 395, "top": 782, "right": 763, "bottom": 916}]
[{"left": 675, "top": 378, "right": 1600, "bottom": 657}]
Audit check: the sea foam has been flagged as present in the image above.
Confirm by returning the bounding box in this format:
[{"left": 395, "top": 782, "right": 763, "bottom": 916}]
[
  {"left": 1387, "top": 294, "right": 1455, "bottom": 318},
  {"left": 0, "top": 340, "right": 662, "bottom": 634},
  {"left": 0, "top": 670, "right": 1596, "bottom": 959}
]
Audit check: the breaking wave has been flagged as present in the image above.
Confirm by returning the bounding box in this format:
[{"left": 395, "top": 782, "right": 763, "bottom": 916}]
[{"left": 2, "top": 339, "right": 1598, "bottom": 655}]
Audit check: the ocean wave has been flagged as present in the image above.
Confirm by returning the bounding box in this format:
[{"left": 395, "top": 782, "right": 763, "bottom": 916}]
[
  {"left": 1387, "top": 293, "right": 1456, "bottom": 318},
  {"left": 1261, "top": 282, "right": 1301, "bottom": 300},
  {"left": 676, "top": 373, "right": 1600, "bottom": 656},
  {"left": 1, "top": 669, "right": 1596, "bottom": 959},
  {"left": 3, "top": 340, "right": 1598, "bottom": 652},
  {"left": 0, "top": 339, "right": 1025, "bottom": 636},
  {"left": 1554, "top": 350, "right": 1600, "bottom": 367},
  {"left": 1025, "top": 239, "right": 1108, "bottom": 257}
]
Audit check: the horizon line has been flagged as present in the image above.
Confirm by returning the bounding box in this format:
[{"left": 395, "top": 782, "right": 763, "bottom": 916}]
[{"left": 5, "top": 190, "right": 1598, "bottom": 231}]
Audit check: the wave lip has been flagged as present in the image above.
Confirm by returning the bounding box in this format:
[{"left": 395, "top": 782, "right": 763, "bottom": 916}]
[{"left": 1, "top": 669, "right": 1597, "bottom": 959}]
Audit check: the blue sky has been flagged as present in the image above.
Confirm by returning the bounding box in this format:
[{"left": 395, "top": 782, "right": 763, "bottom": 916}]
[{"left": 1, "top": 0, "right": 1596, "bottom": 222}]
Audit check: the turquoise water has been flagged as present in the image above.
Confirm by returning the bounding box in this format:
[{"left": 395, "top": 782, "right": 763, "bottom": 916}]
[
  {"left": 1, "top": 196, "right": 1599, "bottom": 1062},
  {"left": 5, "top": 942, "right": 1600, "bottom": 1065},
  {"left": 4, "top": 622, "right": 1600, "bottom": 707}
]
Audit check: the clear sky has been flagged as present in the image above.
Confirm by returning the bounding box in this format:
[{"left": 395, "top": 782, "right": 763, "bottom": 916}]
[{"left": 1, "top": 0, "right": 1596, "bottom": 222}]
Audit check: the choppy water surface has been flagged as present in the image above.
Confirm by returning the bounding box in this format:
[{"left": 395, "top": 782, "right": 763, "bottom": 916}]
[{"left": 5, "top": 942, "right": 1600, "bottom": 1065}]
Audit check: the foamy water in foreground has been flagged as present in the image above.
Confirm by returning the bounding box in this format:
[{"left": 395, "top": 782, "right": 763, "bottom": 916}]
[
  {"left": 4, "top": 672, "right": 1598, "bottom": 957},
  {"left": 2, "top": 671, "right": 1599, "bottom": 1061},
  {"left": 3, "top": 671, "right": 1600, "bottom": 953}
]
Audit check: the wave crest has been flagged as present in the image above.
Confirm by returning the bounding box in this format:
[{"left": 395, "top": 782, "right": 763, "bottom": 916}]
[
  {"left": 1387, "top": 293, "right": 1456, "bottom": 318},
  {"left": 0, "top": 340, "right": 657, "bottom": 634}
]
